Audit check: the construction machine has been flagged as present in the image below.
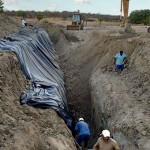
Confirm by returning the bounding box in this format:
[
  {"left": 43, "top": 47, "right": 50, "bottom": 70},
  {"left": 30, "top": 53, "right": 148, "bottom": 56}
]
[
  {"left": 67, "top": 11, "right": 84, "bottom": 30},
  {"left": 120, "top": 0, "right": 135, "bottom": 34}
]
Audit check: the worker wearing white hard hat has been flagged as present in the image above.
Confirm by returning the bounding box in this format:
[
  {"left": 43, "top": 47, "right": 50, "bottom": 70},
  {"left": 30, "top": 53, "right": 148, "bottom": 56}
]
[
  {"left": 93, "top": 130, "right": 120, "bottom": 150},
  {"left": 75, "top": 118, "right": 90, "bottom": 149}
]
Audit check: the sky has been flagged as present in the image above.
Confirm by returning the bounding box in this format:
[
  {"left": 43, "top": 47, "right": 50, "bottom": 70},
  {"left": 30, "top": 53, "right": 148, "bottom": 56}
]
[{"left": 3, "top": 0, "right": 150, "bottom": 15}]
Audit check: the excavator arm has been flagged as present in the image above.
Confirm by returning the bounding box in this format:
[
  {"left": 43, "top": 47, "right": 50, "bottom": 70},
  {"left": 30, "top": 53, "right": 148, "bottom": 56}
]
[
  {"left": 120, "top": 0, "right": 150, "bottom": 33},
  {"left": 120, "top": 0, "right": 129, "bottom": 19},
  {"left": 120, "top": 0, "right": 129, "bottom": 26},
  {"left": 120, "top": 0, "right": 135, "bottom": 33}
]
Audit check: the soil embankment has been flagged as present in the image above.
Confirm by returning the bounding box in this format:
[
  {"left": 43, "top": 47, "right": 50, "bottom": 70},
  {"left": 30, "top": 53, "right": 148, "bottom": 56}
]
[
  {"left": 0, "top": 51, "right": 76, "bottom": 150},
  {"left": 0, "top": 14, "right": 76, "bottom": 150}
]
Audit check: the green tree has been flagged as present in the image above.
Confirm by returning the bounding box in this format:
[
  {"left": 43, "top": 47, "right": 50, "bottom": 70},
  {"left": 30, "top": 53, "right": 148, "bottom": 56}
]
[
  {"left": 0, "top": 0, "right": 4, "bottom": 13},
  {"left": 129, "top": 9, "right": 150, "bottom": 25},
  {"left": 36, "top": 12, "right": 44, "bottom": 21}
]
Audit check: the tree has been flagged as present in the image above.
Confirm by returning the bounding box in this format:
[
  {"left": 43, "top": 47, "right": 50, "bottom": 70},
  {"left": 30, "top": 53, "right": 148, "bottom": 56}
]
[
  {"left": 129, "top": 9, "right": 150, "bottom": 25},
  {"left": 0, "top": 0, "right": 4, "bottom": 13},
  {"left": 36, "top": 12, "right": 44, "bottom": 21},
  {"left": 98, "top": 15, "right": 104, "bottom": 26}
]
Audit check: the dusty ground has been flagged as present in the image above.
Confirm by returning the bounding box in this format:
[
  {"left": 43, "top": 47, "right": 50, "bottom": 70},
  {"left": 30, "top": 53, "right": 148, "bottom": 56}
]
[{"left": 0, "top": 14, "right": 150, "bottom": 149}]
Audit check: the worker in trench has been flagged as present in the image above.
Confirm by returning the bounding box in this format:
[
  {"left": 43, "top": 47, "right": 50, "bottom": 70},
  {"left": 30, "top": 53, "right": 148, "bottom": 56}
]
[
  {"left": 93, "top": 130, "right": 120, "bottom": 150},
  {"left": 74, "top": 118, "right": 90, "bottom": 150},
  {"left": 114, "top": 50, "right": 127, "bottom": 74}
]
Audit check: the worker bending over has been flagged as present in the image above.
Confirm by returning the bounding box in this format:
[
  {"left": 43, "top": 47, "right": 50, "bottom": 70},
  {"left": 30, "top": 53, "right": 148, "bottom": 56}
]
[{"left": 75, "top": 118, "right": 90, "bottom": 149}]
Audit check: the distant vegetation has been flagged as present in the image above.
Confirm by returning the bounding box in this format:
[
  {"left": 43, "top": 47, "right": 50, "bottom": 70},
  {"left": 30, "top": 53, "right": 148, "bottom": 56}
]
[
  {"left": 98, "top": 15, "right": 104, "bottom": 26},
  {"left": 36, "top": 12, "right": 44, "bottom": 21},
  {"left": 3, "top": 9, "right": 150, "bottom": 25},
  {"left": 4, "top": 10, "right": 120, "bottom": 22},
  {"left": 129, "top": 9, "right": 150, "bottom": 25},
  {"left": 0, "top": 0, "right": 4, "bottom": 13}
]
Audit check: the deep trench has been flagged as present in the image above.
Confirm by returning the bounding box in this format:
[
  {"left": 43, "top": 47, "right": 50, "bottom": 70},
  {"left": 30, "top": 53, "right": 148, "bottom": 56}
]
[
  {"left": 55, "top": 38, "right": 112, "bottom": 148},
  {"left": 55, "top": 32, "right": 110, "bottom": 148}
]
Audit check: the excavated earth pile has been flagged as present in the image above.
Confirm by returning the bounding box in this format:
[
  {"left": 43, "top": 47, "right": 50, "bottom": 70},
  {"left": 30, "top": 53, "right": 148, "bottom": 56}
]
[
  {"left": 0, "top": 51, "right": 76, "bottom": 150},
  {"left": 0, "top": 15, "right": 76, "bottom": 150},
  {"left": 0, "top": 14, "right": 20, "bottom": 38}
]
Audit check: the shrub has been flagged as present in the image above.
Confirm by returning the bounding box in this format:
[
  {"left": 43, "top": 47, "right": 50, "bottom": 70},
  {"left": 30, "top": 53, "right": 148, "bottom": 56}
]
[{"left": 36, "top": 12, "right": 44, "bottom": 21}]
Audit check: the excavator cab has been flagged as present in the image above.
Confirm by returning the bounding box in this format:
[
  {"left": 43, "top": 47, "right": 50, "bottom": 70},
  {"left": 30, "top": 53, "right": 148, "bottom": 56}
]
[
  {"left": 72, "top": 14, "right": 81, "bottom": 25},
  {"left": 67, "top": 12, "right": 84, "bottom": 30}
]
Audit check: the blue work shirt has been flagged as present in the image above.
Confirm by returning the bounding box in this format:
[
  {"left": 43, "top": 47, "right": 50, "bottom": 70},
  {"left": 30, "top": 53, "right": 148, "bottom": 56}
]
[
  {"left": 115, "top": 53, "right": 126, "bottom": 65},
  {"left": 75, "top": 121, "right": 90, "bottom": 135}
]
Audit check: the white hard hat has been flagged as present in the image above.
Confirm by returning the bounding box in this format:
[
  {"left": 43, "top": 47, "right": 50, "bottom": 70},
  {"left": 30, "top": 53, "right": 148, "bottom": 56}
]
[
  {"left": 79, "top": 118, "right": 84, "bottom": 121},
  {"left": 102, "top": 130, "right": 110, "bottom": 137}
]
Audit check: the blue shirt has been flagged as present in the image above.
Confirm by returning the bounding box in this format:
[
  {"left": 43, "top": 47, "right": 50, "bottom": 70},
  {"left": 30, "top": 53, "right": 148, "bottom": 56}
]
[
  {"left": 75, "top": 121, "right": 90, "bottom": 135},
  {"left": 115, "top": 53, "right": 126, "bottom": 65}
]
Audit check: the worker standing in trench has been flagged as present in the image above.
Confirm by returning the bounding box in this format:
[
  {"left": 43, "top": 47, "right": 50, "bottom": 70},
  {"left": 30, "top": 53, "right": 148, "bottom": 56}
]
[
  {"left": 75, "top": 118, "right": 90, "bottom": 150},
  {"left": 93, "top": 130, "right": 120, "bottom": 150},
  {"left": 114, "top": 50, "right": 127, "bottom": 74}
]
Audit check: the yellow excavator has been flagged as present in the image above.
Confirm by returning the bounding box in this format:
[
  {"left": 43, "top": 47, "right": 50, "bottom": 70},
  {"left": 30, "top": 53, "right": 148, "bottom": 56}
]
[
  {"left": 120, "top": 0, "right": 135, "bottom": 33},
  {"left": 120, "top": 0, "right": 150, "bottom": 33},
  {"left": 67, "top": 11, "right": 84, "bottom": 30}
]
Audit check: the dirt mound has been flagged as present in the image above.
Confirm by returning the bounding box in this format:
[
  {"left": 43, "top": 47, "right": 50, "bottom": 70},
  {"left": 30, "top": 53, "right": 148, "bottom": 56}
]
[
  {"left": 0, "top": 14, "right": 20, "bottom": 38},
  {"left": 0, "top": 15, "right": 77, "bottom": 150},
  {"left": 0, "top": 51, "right": 76, "bottom": 150},
  {"left": 37, "top": 20, "right": 62, "bottom": 44}
]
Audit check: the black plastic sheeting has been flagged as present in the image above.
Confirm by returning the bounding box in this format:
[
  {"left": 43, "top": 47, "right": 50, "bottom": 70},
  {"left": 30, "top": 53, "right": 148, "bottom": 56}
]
[{"left": 0, "top": 26, "right": 73, "bottom": 129}]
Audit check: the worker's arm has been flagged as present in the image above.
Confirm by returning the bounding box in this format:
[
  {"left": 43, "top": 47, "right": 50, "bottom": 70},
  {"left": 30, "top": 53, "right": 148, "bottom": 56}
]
[
  {"left": 114, "top": 58, "right": 116, "bottom": 65},
  {"left": 124, "top": 57, "right": 127, "bottom": 64},
  {"left": 113, "top": 140, "right": 120, "bottom": 150},
  {"left": 75, "top": 123, "right": 79, "bottom": 132},
  {"left": 93, "top": 139, "right": 99, "bottom": 150},
  {"left": 114, "top": 53, "right": 118, "bottom": 65}
]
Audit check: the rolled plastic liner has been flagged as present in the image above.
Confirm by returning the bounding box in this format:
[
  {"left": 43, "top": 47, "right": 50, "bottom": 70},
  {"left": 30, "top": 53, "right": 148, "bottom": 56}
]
[{"left": 0, "top": 26, "right": 73, "bottom": 128}]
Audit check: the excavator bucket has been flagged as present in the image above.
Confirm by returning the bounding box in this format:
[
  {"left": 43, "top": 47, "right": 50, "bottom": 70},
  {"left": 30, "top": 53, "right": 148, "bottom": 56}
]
[{"left": 67, "top": 25, "right": 83, "bottom": 30}]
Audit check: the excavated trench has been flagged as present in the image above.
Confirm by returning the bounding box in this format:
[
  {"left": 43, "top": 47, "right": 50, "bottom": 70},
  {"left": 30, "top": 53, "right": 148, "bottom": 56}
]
[
  {"left": 55, "top": 29, "right": 150, "bottom": 150},
  {"left": 0, "top": 15, "right": 149, "bottom": 149}
]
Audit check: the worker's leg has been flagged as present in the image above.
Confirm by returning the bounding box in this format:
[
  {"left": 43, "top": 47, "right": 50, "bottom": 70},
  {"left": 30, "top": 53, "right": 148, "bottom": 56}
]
[
  {"left": 83, "top": 135, "right": 90, "bottom": 148},
  {"left": 77, "top": 135, "right": 85, "bottom": 146},
  {"left": 116, "top": 65, "right": 124, "bottom": 74},
  {"left": 120, "top": 64, "right": 124, "bottom": 71}
]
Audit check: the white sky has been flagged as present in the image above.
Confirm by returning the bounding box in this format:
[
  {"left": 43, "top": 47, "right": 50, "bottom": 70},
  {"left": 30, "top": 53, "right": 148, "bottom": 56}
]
[{"left": 3, "top": 0, "right": 150, "bottom": 15}]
